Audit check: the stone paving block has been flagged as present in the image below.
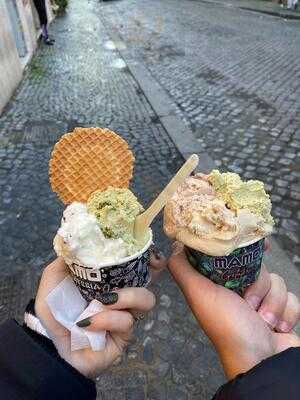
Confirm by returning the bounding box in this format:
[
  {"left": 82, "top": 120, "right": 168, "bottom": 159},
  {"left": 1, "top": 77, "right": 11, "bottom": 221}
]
[
  {"left": 1, "top": 0, "right": 299, "bottom": 398},
  {"left": 98, "top": 0, "right": 300, "bottom": 270}
]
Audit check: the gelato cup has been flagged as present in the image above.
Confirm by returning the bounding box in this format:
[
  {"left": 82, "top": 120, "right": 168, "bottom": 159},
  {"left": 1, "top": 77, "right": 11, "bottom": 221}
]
[
  {"left": 185, "top": 238, "right": 265, "bottom": 294},
  {"left": 164, "top": 170, "right": 274, "bottom": 294},
  {"left": 66, "top": 230, "right": 153, "bottom": 302}
]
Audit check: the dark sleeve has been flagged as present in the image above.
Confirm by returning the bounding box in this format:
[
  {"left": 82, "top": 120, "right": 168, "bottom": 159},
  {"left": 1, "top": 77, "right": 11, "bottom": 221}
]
[
  {"left": 213, "top": 347, "right": 300, "bottom": 400},
  {"left": 0, "top": 320, "right": 97, "bottom": 400}
]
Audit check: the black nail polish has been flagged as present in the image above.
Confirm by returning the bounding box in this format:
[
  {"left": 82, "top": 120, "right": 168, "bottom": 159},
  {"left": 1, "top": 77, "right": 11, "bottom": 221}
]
[
  {"left": 99, "top": 292, "right": 118, "bottom": 305},
  {"left": 76, "top": 317, "right": 91, "bottom": 327}
]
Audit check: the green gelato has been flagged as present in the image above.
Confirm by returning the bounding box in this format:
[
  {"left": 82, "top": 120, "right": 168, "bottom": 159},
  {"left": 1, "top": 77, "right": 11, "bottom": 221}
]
[
  {"left": 208, "top": 170, "right": 274, "bottom": 225},
  {"left": 87, "top": 187, "right": 144, "bottom": 254}
]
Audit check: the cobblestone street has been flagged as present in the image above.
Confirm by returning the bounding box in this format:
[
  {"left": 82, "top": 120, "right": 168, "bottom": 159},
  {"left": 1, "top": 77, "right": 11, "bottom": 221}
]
[
  {"left": 0, "top": 0, "right": 223, "bottom": 398},
  {"left": 0, "top": 0, "right": 299, "bottom": 399},
  {"left": 99, "top": 0, "right": 300, "bottom": 269}
]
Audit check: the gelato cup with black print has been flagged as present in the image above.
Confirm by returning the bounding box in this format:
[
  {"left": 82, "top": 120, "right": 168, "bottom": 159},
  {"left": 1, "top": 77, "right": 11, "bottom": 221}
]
[
  {"left": 67, "top": 231, "right": 153, "bottom": 302},
  {"left": 185, "top": 238, "right": 265, "bottom": 295}
]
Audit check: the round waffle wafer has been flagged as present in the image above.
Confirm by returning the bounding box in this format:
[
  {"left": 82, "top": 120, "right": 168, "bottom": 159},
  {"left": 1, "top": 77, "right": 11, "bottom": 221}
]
[{"left": 49, "top": 127, "right": 134, "bottom": 204}]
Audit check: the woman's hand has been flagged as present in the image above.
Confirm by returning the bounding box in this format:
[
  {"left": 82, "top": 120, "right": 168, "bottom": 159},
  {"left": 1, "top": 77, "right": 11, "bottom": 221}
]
[
  {"left": 168, "top": 242, "right": 300, "bottom": 380},
  {"left": 35, "top": 257, "right": 159, "bottom": 378}
]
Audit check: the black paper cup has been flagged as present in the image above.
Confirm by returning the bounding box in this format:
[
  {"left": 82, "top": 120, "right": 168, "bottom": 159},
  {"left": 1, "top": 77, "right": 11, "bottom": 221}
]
[
  {"left": 185, "top": 238, "right": 265, "bottom": 294},
  {"left": 67, "top": 231, "right": 153, "bottom": 302}
]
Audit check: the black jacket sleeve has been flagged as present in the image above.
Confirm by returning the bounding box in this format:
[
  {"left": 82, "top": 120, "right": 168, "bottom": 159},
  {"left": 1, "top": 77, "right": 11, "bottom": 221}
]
[
  {"left": 0, "top": 320, "right": 96, "bottom": 400},
  {"left": 0, "top": 319, "right": 299, "bottom": 400},
  {"left": 213, "top": 347, "right": 300, "bottom": 400}
]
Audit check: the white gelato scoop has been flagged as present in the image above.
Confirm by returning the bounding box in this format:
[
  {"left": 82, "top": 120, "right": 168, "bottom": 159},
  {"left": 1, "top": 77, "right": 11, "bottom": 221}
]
[{"left": 54, "top": 202, "right": 128, "bottom": 268}]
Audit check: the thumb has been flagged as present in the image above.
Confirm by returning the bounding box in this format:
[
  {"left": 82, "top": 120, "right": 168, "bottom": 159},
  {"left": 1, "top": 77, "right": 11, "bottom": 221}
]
[
  {"left": 168, "top": 242, "right": 219, "bottom": 322},
  {"left": 168, "top": 242, "right": 255, "bottom": 347}
]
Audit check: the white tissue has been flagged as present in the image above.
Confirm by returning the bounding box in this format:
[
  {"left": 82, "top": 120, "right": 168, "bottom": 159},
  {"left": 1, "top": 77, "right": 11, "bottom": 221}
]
[{"left": 46, "top": 276, "right": 106, "bottom": 351}]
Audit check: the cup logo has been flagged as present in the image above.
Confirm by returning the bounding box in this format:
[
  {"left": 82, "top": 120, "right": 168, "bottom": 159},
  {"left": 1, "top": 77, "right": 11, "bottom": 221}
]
[
  {"left": 67, "top": 249, "right": 151, "bottom": 302},
  {"left": 69, "top": 263, "right": 102, "bottom": 282},
  {"left": 214, "top": 248, "right": 261, "bottom": 269},
  {"left": 186, "top": 239, "right": 264, "bottom": 294}
]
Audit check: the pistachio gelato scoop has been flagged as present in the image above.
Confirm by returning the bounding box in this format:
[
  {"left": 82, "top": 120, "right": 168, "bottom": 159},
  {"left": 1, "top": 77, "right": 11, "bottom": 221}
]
[
  {"left": 87, "top": 187, "right": 144, "bottom": 253},
  {"left": 208, "top": 170, "right": 274, "bottom": 225}
]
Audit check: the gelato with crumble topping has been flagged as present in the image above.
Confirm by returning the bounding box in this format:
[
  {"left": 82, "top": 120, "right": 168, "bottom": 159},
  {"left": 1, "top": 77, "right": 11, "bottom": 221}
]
[{"left": 163, "top": 170, "right": 274, "bottom": 256}]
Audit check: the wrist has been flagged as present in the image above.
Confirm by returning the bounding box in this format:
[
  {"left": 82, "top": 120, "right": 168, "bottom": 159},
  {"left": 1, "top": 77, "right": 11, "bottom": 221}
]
[{"left": 220, "top": 346, "right": 276, "bottom": 380}]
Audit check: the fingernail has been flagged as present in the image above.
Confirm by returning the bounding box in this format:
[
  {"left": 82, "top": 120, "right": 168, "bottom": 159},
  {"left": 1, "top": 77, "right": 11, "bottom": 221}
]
[
  {"left": 245, "top": 295, "right": 261, "bottom": 310},
  {"left": 260, "top": 311, "right": 278, "bottom": 327},
  {"left": 171, "top": 241, "right": 184, "bottom": 255},
  {"left": 76, "top": 317, "right": 91, "bottom": 327},
  {"left": 277, "top": 320, "right": 291, "bottom": 333},
  {"left": 99, "top": 292, "right": 118, "bottom": 305}
]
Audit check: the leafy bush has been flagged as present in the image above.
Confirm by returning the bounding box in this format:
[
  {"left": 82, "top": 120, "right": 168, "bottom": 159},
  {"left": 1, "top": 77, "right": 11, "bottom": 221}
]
[{"left": 54, "top": 0, "right": 68, "bottom": 12}]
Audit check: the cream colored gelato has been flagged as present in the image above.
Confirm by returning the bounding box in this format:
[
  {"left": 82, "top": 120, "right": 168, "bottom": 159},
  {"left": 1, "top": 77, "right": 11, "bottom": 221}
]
[
  {"left": 164, "top": 172, "right": 273, "bottom": 256},
  {"left": 54, "top": 202, "right": 129, "bottom": 268}
]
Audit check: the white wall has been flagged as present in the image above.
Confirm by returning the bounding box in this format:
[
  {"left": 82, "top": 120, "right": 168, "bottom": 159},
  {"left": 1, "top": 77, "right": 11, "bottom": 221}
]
[
  {"left": 0, "top": 0, "right": 53, "bottom": 113},
  {"left": 0, "top": 0, "right": 23, "bottom": 113},
  {"left": 17, "top": 0, "right": 38, "bottom": 57}
]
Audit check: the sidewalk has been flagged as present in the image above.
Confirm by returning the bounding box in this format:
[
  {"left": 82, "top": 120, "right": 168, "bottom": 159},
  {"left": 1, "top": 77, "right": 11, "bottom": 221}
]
[{"left": 202, "top": 0, "right": 300, "bottom": 19}]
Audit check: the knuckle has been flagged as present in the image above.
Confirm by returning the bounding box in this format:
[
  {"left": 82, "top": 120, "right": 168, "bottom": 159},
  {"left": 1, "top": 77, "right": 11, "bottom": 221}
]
[
  {"left": 288, "top": 291, "right": 298, "bottom": 302},
  {"left": 277, "top": 275, "right": 285, "bottom": 286},
  {"left": 127, "top": 314, "right": 134, "bottom": 330},
  {"left": 288, "top": 292, "right": 300, "bottom": 313},
  {"left": 148, "top": 291, "right": 156, "bottom": 309},
  {"left": 126, "top": 290, "right": 136, "bottom": 305},
  {"left": 141, "top": 288, "right": 156, "bottom": 310},
  {"left": 270, "top": 273, "right": 285, "bottom": 287},
  {"left": 120, "top": 288, "right": 136, "bottom": 306},
  {"left": 269, "top": 272, "right": 279, "bottom": 281}
]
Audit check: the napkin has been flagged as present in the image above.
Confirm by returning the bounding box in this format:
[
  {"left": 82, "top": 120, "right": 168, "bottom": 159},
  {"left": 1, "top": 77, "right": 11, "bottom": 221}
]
[{"left": 46, "top": 276, "right": 106, "bottom": 351}]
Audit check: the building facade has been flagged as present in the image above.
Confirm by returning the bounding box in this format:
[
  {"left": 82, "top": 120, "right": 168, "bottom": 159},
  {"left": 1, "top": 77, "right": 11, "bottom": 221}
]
[{"left": 0, "top": 0, "right": 53, "bottom": 113}]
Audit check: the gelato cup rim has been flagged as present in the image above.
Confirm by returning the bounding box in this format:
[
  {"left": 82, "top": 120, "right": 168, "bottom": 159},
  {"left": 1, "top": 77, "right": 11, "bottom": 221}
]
[
  {"left": 237, "top": 236, "right": 265, "bottom": 249},
  {"left": 186, "top": 236, "right": 265, "bottom": 257},
  {"left": 89, "top": 228, "right": 153, "bottom": 268}
]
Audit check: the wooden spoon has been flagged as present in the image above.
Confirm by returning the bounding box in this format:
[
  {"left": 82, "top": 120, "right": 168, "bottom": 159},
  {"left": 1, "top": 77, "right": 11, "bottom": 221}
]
[{"left": 134, "top": 154, "right": 199, "bottom": 244}]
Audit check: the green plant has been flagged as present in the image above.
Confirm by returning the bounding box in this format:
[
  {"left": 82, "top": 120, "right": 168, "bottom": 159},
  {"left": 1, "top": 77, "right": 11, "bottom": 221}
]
[
  {"left": 54, "top": 0, "right": 68, "bottom": 12},
  {"left": 29, "top": 58, "right": 44, "bottom": 78}
]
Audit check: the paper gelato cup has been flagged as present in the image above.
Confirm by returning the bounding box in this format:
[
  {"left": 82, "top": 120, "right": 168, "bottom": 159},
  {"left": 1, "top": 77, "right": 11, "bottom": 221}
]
[
  {"left": 185, "top": 238, "right": 265, "bottom": 294},
  {"left": 67, "top": 231, "right": 153, "bottom": 302}
]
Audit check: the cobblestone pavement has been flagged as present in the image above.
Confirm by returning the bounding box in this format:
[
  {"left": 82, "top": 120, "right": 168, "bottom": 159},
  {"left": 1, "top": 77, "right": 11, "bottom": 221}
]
[
  {"left": 0, "top": 0, "right": 225, "bottom": 398},
  {"left": 203, "top": 0, "right": 300, "bottom": 19},
  {"left": 98, "top": 0, "right": 300, "bottom": 269}
]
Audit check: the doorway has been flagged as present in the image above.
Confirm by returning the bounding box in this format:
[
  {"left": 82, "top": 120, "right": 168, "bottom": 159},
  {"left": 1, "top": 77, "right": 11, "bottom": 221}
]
[{"left": 6, "top": 0, "right": 28, "bottom": 58}]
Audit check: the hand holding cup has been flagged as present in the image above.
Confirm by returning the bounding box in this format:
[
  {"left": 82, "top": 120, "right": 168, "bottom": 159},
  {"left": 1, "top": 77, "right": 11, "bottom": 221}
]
[
  {"left": 35, "top": 256, "right": 161, "bottom": 378},
  {"left": 168, "top": 242, "right": 300, "bottom": 379}
]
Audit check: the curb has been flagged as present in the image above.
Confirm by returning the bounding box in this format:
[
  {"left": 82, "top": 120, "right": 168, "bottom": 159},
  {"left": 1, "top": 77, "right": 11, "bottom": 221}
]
[
  {"left": 103, "top": 26, "right": 300, "bottom": 300},
  {"left": 124, "top": 59, "right": 300, "bottom": 299},
  {"left": 240, "top": 6, "right": 300, "bottom": 20},
  {"left": 121, "top": 62, "right": 216, "bottom": 173},
  {"left": 200, "top": 0, "right": 300, "bottom": 20}
]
